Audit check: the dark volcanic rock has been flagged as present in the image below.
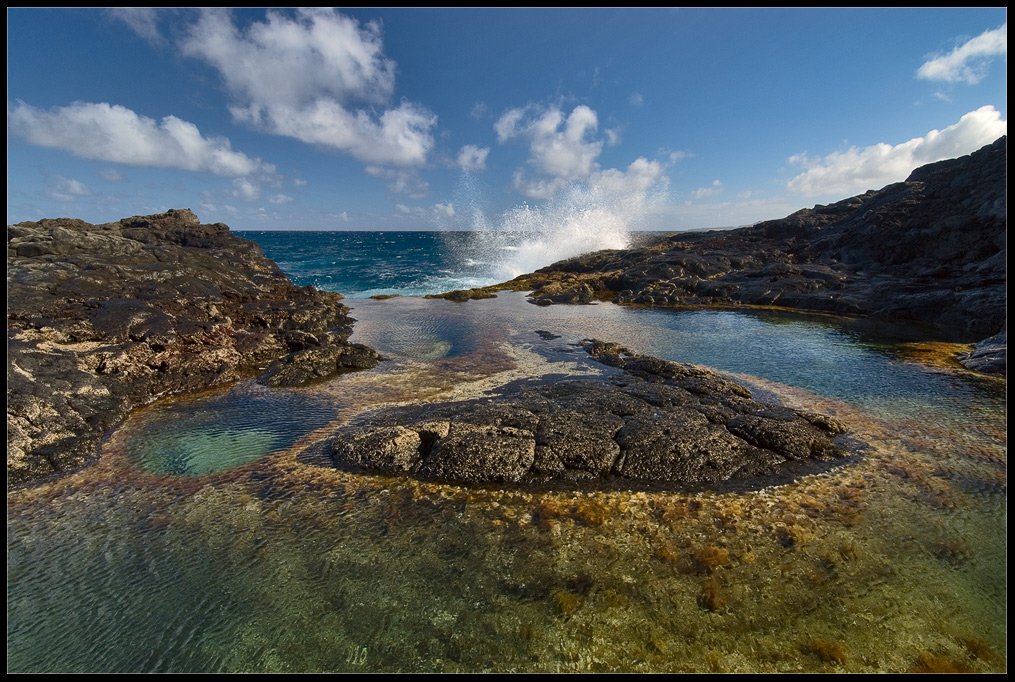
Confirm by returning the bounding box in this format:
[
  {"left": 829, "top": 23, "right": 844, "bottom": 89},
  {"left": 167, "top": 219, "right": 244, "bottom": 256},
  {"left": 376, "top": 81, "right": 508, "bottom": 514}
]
[
  {"left": 958, "top": 328, "right": 1006, "bottom": 374},
  {"left": 424, "top": 289, "right": 497, "bottom": 302},
  {"left": 329, "top": 340, "right": 850, "bottom": 487},
  {"left": 508, "top": 138, "right": 1007, "bottom": 367},
  {"left": 7, "top": 209, "right": 379, "bottom": 485}
]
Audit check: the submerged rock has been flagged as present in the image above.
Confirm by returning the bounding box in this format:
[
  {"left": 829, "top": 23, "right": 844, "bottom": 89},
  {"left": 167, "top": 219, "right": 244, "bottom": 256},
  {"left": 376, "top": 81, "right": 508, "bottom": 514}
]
[
  {"left": 329, "top": 340, "right": 850, "bottom": 487},
  {"left": 7, "top": 209, "right": 378, "bottom": 485}
]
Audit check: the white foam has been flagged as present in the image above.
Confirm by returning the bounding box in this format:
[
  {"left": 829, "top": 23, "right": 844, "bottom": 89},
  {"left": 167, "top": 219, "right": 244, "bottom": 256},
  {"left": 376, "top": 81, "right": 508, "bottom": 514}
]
[{"left": 447, "top": 159, "right": 667, "bottom": 282}]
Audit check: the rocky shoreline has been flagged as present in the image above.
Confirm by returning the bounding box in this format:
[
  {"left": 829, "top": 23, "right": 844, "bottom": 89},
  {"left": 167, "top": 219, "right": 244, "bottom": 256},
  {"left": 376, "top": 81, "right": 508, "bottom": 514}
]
[
  {"left": 7, "top": 209, "right": 378, "bottom": 486},
  {"left": 8, "top": 140, "right": 1004, "bottom": 488},
  {"left": 457, "top": 138, "right": 1008, "bottom": 374},
  {"left": 330, "top": 340, "right": 850, "bottom": 488}
]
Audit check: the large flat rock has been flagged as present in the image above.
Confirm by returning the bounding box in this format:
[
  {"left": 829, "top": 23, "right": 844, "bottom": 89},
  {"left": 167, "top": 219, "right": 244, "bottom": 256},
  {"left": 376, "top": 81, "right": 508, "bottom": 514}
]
[{"left": 330, "top": 340, "right": 851, "bottom": 488}]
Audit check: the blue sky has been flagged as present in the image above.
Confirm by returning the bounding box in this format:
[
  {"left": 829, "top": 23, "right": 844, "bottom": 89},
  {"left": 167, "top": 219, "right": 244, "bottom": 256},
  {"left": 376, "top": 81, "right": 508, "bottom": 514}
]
[{"left": 7, "top": 8, "right": 1007, "bottom": 230}]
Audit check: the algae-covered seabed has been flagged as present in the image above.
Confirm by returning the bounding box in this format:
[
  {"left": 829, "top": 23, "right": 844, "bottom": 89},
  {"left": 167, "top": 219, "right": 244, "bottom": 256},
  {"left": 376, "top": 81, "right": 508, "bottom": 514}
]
[{"left": 7, "top": 294, "right": 1007, "bottom": 673}]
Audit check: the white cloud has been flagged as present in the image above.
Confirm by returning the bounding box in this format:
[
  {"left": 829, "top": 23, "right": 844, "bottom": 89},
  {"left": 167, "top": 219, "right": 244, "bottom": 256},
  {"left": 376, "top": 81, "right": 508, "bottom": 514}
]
[
  {"left": 395, "top": 202, "right": 457, "bottom": 222},
  {"left": 293, "top": 178, "right": 308, "bottom": 187},
  {"left": 511, "top": 172, "right": 569, "bottom": 200},
  {"left": 47, "top": 177, "right": 90, "bottom": 202},
  {"left": 269, "top": 193, "right": 294, "bottom": 204},
  {"left": 917, "top": 23, "right": 1007, "bottom": 85},
  {"left": 661, "top": 149, "right": 694, "bottom": 163},
  {"left": 232, "top": 178, "right": 260, "bottom": 201},
  {"left": 108, "top": 8, "right": 163, "bottom": 44},
  {"left": 605, "top": 128, "right": 621, "bottom": 146},
  {"left": 9, "top": 101, "right": 268, "bottom": 177},
  {"left": 932, "top": 91, "right": 952, "bottom": 102},
  {"left": 586, "top": 157, "right": 667, "bottom": 199},
  {"left": 99, "top": 169, "right": 124, "bottom": 182},
  {"left": 470, "top": 101, "right": 489, "bottom": 120},
  {"left": 629, "top": 92, "right": 644, "bottom": 107},
  {"left": 692, "top": 180, "right": 724, "bottom": 199},
  {"left": 366, "top": 165, "right": 429, "bottom": 198},
  {"left": 182, "top": 8, "right": 436, "bottom": 166},
  {"left": 787, "top": 105, "right": 1007, "bottom": 196},
  {"left": 495, "top": 104, "right": 604, "bottom": 181},
  {"left": 494, "top": 107, "right": 528, "bottom": 142},
  {"left": 456, "top": 144, "right": 489, "bottom": 172}
]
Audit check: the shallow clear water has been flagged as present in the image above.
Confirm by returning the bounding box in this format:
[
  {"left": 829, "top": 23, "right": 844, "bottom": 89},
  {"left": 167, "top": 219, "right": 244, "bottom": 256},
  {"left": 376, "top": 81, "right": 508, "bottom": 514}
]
[
  {"left": 7, "top": 294, "right": 1006, "bottom": 673},
  {"left": 125, "top": 384, "right": 340, "bottom": 476}
]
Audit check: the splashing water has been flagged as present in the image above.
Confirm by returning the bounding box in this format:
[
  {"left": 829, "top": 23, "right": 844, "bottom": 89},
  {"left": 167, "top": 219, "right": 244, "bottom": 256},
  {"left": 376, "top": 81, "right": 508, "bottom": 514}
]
[
  {"left": 447, "top": 160, "right": 666, "bottom": 283},
  {"left": 244, "top": 160, "right": 668, "bottom": 297}
]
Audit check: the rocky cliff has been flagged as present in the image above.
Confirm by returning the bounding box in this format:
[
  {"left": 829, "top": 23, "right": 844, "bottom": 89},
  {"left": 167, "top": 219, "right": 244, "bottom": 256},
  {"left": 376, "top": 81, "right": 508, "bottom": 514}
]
[
  {"left": 7, "top": 209, "right": 378, "bottom": 486},
  {"left": 504, "top": 138, "right": 1007, "bottom": 371}
]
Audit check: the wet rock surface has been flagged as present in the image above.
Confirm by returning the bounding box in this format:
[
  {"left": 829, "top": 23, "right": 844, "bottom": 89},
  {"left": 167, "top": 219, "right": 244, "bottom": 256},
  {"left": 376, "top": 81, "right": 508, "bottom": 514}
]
[
  {"left": 330, "top": 340, "right": 850, "bottom": 487},
  {"left": 7, "top": 209, "right": 379, "bottom": 485},
  {"left": 505, "top": 138, "right": 1007, "bottom": 372},
  {"left": 957, "top": 329, "right": 1006, "bottom": 375}
]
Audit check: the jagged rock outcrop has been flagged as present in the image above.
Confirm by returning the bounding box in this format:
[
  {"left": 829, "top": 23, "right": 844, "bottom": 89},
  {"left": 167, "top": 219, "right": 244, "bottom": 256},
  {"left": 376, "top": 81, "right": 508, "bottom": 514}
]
[
  {"left": 498, "top": 138, "right": 1007, "bottom": 372},
  {"left": 7, "top": 209, "right": 379, "bottom": 485},
  {"left": 330, "top": 340, "right": 850, "bottom": 488}
]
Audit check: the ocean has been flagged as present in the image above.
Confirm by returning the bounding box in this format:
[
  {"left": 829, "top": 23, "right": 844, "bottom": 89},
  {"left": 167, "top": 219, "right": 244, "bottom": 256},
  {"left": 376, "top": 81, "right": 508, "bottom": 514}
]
[
  {"left": 239, "top": 230, "right": 658, "bottom": 298},
  {"left": 238, "top": 231, "right": 492, "bottom": 298}
]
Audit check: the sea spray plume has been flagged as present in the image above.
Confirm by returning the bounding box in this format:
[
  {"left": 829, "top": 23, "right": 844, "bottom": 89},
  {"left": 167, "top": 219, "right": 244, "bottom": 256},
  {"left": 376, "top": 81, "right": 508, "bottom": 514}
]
[{"left": 449, "top": 157, "right": 668, "bottom": 282}]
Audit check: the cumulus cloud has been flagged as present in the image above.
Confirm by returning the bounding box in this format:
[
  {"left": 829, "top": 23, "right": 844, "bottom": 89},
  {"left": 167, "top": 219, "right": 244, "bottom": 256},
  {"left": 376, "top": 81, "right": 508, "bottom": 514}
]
[
  {"left": 269, "top": 193, "right": 294, "bottom": 204},
  {"left": 787, "top": 105, "right": 1007, "bottom": 196},
  {"left": 457, "top": 144, "right": 489, "bottom": 172},
  {"left": 99, "top": 169, "right": 124, "bottom": 182},
  {"left": 586, "top": 157, "right": 667, "bottom": 199},
  {"left": 9, "top": 101, "right": 268, "bottom": 177},
  {"left": 434, "top": 202, "right": 455, "bottom": 218},
  {"left": 629, "top": 92, "right": 644, "bottom": 107},
  {"left": 605, "top": 128, "right": 621, "bottom": 146},
  {"left": 231, "top": 178, "right": 260, "bottom": 200},
  {"left": 495, "top": 104, "right": 604, "bottom": 181},
  {"left": 47, "top": 177, "right": 89, "bottom": 202},
  {"left": 181, "top": 8, "right": 436, "bottom": 166},
  {"left": 917, "top": 23, "right": 1007, "bottom": 85},
  {"left": 692, "top": 180, "right": 725, "bottom": 200},
  {"left": 511, "top": 172, "right": 568, "bottom": 200},
  {"left": 108, "top": 8, "right": 163, "bottom": 44}
]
